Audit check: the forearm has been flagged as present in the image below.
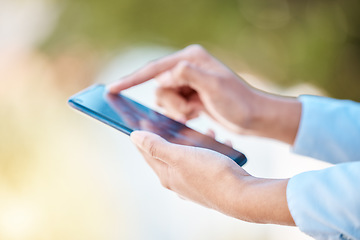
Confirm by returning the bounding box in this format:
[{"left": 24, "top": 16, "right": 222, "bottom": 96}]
[
  {"left": 229, "top": 176, "right": 295, "bottom": 226},
  {"left": 246, "top": 90, "right": 302, "bottom": 145}
]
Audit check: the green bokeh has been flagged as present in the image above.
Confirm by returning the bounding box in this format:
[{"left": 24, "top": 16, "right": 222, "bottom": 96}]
[{"left": 43, "top": 0, "right": 360, "bottom": 100}]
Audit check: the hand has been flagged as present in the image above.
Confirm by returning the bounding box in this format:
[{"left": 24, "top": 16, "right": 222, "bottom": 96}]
[
  {"left": 109, "top": 44, "right": 301, "bottom": 145},
  {"left": 110, "top": 45, "right": 256, "bottom": 133},
  {"left": 131, "top": 130, "right": 295, "bottom": 226}
]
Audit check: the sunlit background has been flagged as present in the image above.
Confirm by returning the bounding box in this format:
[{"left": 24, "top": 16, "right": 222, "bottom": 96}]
[{"left": 1, "top": 0, "right": 359, "bottom": 239}]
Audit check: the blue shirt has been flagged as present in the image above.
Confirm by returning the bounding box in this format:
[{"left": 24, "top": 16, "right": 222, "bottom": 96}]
[{"left": 287, "top": 95, "right": 360, "bottom": 240}]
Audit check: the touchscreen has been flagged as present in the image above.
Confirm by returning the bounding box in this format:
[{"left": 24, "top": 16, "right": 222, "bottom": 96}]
[{"left": 69, "top": 85, "right": 247, "bottom": 166}]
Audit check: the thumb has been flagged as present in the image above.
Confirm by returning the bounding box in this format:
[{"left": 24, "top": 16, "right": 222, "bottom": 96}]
[{"left": 130, "top": 130, "right": 174, "bottom": 164}]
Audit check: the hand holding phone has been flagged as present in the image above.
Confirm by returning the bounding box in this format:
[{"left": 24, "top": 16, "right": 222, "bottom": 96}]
[{"left": 68, "top": 84, "right": 247, "bottom": 166}]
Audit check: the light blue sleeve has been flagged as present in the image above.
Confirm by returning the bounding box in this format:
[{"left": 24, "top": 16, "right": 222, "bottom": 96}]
[
  {"left": 292, "top": 95, "right": 360, "bottom": 164},
  {"left": 287, "top": 95, "right": 360, "bottom": 240},
  {"left": 287, "top": 162, "right": 360, "bottom": 240}
]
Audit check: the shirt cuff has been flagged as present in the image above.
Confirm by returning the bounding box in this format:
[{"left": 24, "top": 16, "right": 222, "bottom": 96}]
[
  {"left": 287, "top": 162, "right": 360, "bottom": 240},
  {"left": 292, "top": 95, "right": 360, "bottom": 164}
]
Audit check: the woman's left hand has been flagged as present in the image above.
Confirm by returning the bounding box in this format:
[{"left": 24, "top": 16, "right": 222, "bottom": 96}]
[{"left": 130, "top": 130, "right": 295, "bottom": 226}]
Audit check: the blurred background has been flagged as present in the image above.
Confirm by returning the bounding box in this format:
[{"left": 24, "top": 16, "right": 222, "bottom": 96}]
[{"left": 0, "top": 0, "right": 359, "bottom": 239}]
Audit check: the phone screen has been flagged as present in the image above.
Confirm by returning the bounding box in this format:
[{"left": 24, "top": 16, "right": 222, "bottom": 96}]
[{"left": 68, "top": 84, "right": 247, "bottom": 166}]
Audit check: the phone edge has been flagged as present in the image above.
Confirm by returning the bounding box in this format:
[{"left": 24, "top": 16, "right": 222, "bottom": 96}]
[
  {"left": 68, "top": 98, "right": 133, "bottom": 136},
  {"left": 68, "top": 84, "right": 247, "bottom": 166},
  {"left": 234, "top": 155, "right": 247, "bottom": 167}
]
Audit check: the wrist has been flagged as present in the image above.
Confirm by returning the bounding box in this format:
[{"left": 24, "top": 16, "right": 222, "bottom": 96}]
[
  {"left": 244, "top": 90, "right": 302, "bottom": 145},
  {"left": 230, "top": 176, "right": 295, "bottom": 225}
]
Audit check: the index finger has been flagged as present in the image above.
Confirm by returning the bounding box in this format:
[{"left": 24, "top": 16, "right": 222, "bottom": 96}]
[{"left": 108, "top": 48, "right": 189, "bottom": 93}]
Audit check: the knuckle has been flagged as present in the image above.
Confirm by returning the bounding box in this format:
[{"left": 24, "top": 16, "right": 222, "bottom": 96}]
[
  {"left": 148, "top": 142, "right": 157, "bottom": 158},
  {"left": 174, "top": 61, "right": 191, "bottom": 79},
  {"left": 142, "top": 135, "right": 157, "bottom": 157},
  {"left": 187, "top": 44, "right": 205, "bottom": 54},
  {"left": 186, "top": 44, "right": 209, "bottom": 59}
]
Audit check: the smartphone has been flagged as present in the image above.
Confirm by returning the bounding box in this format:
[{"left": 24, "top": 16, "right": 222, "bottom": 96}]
[{"left": 68, "top": 84, "right": 247, "bottom": 166}]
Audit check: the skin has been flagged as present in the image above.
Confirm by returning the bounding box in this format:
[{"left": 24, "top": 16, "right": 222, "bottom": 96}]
[{"left": 109, "top": 44, "right": 301, "bottom": 226}]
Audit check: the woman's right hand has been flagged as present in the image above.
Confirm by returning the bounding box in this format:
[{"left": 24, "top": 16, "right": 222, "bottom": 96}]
[
  {"left": 109, "top": 44, "right": 301, "bottom": 144},
  {"left": 109, "top": 45, "right": 261, "bottom": 134}
]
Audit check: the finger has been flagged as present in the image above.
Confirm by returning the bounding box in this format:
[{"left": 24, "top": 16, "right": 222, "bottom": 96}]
[
  {"left": 108, "top": 46, "right": 194, "bottom": 93},
  {"left": 156, "top": 87, "right": 198, "bottom": 121},
  {"left": 108, "top": 44, "right": 213, "bottom": 93},
  {"left": 224, "top": 140, "right": 233, "bottom": 147},
  {"left": 130, "top": 130, "right": 178, "bottom": 165},
  {"left": 136, "top": 145, "right": 168, "bottom": 177}
]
